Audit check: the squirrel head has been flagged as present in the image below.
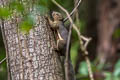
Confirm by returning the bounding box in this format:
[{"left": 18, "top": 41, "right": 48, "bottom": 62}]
[{"left": 52, "top": 11, "right": 63, "bottom": 21}]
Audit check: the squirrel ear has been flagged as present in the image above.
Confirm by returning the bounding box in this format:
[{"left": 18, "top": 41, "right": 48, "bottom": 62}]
[{"left": 52, "top": 11, "right": 55, "bottom": 16}]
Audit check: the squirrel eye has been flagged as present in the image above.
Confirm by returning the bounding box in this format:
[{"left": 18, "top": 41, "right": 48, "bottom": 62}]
[{"left": 56, "top": 14, "right": 59, "bottom": 16}]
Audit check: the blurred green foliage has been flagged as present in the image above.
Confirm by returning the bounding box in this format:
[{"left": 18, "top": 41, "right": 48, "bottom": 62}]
[
  {"left": 19, "top": 20, "right": 33, "bottom": 34},
  {"left": 35, "top": 5, "right": 49, "bottom": 15},
  {"left": 104, "top": 60, "right": 120, "bottom": 80},
  {"left": 0, "top": 7, "right": 11, "bottom": 18},
  {"left": 113, "top": 59, "right": 120, "bottom": 79},
  {"left": 79, "top": 61, "right": 88, "bottom": 76},
  {"left": 71, "top": 41, "right": 79, "bottom": 66},
  {"left": 19, "top": 13, "right": 36, "bottom": 34},
  {"left": 113, "top": 28, "right": 120, "bottom": 39},
  {"left": 9, "top": 1, "right": 24, "bottom": 12}
]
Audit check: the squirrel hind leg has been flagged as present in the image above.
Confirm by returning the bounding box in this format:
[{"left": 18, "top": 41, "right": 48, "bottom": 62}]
[
  {"left": 57, "top": 39, "right": 66, "bottom": 56},
  {"left": 57, "top": 39, "right": 66, "bottom": 50}
]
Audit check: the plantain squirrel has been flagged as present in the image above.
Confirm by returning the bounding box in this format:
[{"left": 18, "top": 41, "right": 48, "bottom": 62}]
[{"left": 47, "top": 11, "right": 68, "bottom": 55}]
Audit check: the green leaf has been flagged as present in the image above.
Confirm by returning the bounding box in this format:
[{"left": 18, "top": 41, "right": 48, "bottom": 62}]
[
  {"left": 113, "top": 77, "right": 120, "bottom": 80},
  {"left": 104, "top": 72, "right": 112, "bottom": 80},
  {"left": 27, "top": 13, "right": 36, "bottom": 25},
  {"left": 113, "top": 59, "right": 120, "bottom": 77},
  {"left": 10, "top": 1, "right": 24, "bottom": 12},
  {"left": 39, "top": 0, "right": 49, "bottom": 6},
  {"left": 16, "top": 3, "right": 24, "bottom": 12},
  {"left": 19, "top": 12, "right": 37, "bottom": 34},
  {"left": 19, "top": 19, "right": 33, "bottom": 34},
  {"left": 113, "top": 28, "right": 120, "bottom": 38},
  {"left": 79, "top": 61, "right": 88, "bottom": 76},
  {"left": 0, "top": 7, "right": 11, "bottom": 18},
  {"left": 75, "top": 20, "right": 86, "bottom": 33},
  {"left": 71, "top": 41, "right": 79, "bottom": 66}
]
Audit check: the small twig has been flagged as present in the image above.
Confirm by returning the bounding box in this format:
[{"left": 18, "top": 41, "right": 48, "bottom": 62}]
[
  {"left": 63, "top": 0, "right": 82, "bottom": 22},
  {"left": 80, "top": 35, "right": 90, "bottom": 41},
  {"left": 65, "top": 24, "right": 73, "bottom": 80},
  {"left": 65, "top": 0, "right": 81, "bottom": 80},
  {"left": 84, "top": 38, "right": 92, "bottom": 49},
  {"left": 52, "top": 0, "right": 94, "bottom": 80},
  {"left": 85, "top": 57, "right": 93, "bottom": 80},
  {"left": 0, "top": 57, "right": 7, "bottom": 64},
  {"left": 74, "top": 0, "right": 80, "bottom": 22}
]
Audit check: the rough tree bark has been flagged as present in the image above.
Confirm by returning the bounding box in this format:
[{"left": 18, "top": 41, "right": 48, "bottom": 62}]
[
  {"left": 1, "top": 13, "right": 64, "bottom": 80},
  {"left": 0, "top": 1, "right": 65, "bottom": 79}
]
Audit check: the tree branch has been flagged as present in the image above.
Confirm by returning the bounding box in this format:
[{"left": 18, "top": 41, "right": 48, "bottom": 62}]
[
  {"left": 63, "top": 0, "right": 82, "bottom": 23},
  {"left": 0, "top": 57, "right": 7, "bottom": 65},
  {"left": 65, "top": 24, "right": 74, "bottom": 80}
]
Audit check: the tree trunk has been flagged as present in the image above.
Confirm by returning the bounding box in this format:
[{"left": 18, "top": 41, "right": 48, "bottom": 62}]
[
  {"left": 0, "top": 10, "right": 64, "bottom": 80},
  {"left": 97, "top": 0, "right": 120, "bottom": 65}
]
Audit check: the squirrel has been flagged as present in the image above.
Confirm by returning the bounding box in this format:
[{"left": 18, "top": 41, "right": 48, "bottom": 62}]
[
  {"left": 47, "top": 11, "right": 68, "bottom": 55},
  {"left": 47, "top": 11, "right": 75, "bottom": 80}
]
